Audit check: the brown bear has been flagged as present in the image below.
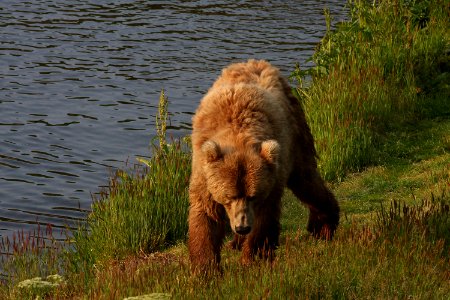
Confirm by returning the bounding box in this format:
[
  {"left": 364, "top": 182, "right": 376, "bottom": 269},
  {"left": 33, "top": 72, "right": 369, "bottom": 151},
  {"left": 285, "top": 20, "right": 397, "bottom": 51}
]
[{"left": 188, "top": 59, "right": 339, "bottom": 273}]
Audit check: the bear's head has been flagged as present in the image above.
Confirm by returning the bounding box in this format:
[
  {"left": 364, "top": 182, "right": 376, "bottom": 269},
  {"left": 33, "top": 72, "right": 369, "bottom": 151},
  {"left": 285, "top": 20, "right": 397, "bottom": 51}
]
[{"left": 201, "top": 139, "right": 279, "bottom": 235}]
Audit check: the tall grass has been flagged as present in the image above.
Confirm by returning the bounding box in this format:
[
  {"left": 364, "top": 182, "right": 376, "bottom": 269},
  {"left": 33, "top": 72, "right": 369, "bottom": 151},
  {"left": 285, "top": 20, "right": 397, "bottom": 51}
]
[
  {"left": 79, "top": 92, "right": 187, "bottom": 250},
  {"left": 378, "top": 194, "right": 450, "bottom": 253},
  {"left": 292, "top": 0, "right": 449, "bottom": 181},
  {"left": 72, "top": 141, "right": 190, "bottom": 259},
  {"left": 0, "top": 225, "right": 67, "bottom": 299},
  {"left": 0, "top": 224, "right": 63, "bottom": 279},
  {"left": 73, "top": 190, "right": 449, "bottom": 299},
  {"left": 65, "top": 91, "right": 191, "bottom": 290}
]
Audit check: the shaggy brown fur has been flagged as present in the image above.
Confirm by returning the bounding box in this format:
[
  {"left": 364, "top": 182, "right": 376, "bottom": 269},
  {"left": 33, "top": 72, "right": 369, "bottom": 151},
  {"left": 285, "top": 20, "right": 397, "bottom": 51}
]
[{"left": 188, "top": 59, "right": 339, "bottom": 273}]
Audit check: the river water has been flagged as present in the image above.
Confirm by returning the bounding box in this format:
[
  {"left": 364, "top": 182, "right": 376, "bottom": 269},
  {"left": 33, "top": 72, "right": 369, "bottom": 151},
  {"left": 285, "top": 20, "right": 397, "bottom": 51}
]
[{"left": 0, "top": 0, "right": 346, "bottom": 239}]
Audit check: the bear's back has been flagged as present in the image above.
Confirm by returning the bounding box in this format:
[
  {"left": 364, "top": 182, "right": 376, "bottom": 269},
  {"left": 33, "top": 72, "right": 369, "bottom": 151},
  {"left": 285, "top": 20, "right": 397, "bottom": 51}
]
[
  {"left": 192, "top": 60, "right": 293, "bottom": 146},
  {"left": 210, "top": 59, "right": 284, "bottom": 94}
]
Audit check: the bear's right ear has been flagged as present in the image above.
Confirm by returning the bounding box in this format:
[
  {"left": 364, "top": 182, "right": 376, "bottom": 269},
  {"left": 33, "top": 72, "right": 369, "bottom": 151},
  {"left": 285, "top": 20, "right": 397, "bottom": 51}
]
[
  {"left": 201, "top": 140, "right": 222, "bottom": 163},
  {"left": 260, "top": 140, "right": 279, "bottom": 165}
]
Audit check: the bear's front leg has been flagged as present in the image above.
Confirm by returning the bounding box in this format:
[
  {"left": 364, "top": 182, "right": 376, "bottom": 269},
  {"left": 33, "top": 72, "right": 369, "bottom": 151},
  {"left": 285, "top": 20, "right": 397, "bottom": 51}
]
[
  {"left": 240, "top": 199, "right": 281, "bottom": 265},
  {"left": 228, "top": 233, "right": 245, "bottom": 250},
  {"left": 188, "top": 204, "right": 225, "bottom": 274},
  {"left": 241, "top": 220, "right": 280, "bottom": 265}
]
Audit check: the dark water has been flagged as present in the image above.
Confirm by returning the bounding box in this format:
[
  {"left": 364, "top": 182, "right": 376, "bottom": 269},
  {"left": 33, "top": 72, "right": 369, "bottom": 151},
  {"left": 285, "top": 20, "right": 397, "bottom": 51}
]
[{"left": 0, "top": 0, "right": 346, "bottom": 239}]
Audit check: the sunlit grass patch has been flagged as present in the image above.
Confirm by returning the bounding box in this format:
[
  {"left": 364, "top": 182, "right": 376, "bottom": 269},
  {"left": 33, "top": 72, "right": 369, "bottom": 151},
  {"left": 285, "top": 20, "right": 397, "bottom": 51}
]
[
  {"left": 335, "top": 116, "right": 450, "bottom": 221},
  {"left": 80, "top": 189, "right": 449, "bottom": 299},
  {"left": 72, "top": 138, "right": 190, "bottom": 260},
  {"left": 292, "top": 0, "right": 449, "bottom": 181}
]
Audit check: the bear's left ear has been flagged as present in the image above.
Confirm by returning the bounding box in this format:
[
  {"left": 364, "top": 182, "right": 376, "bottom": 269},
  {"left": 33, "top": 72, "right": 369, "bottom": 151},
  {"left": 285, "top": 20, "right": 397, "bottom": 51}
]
[
  {"left": 201, "top": 140, "right": 222, "bottom": 163},
  {"left": 260, "top": 140, "right": 279, "bottom": 165}
]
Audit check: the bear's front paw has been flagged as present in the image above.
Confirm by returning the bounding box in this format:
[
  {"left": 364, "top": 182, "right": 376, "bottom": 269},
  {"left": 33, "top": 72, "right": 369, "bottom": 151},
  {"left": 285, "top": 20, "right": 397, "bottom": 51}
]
[{"left": 228, "top": 234, "right": 245, "bottom": 250}]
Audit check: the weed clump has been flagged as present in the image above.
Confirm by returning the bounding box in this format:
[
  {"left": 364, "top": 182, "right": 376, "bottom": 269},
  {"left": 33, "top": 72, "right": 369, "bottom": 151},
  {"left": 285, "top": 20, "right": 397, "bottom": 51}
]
[
  {"left": 68, "top": 91, "right": 191, "bottom": 281},
  {"left": 377, "top": 191, "right": 450, "bottom": 253},
  {"left": 16, "top": 274, "right": 64, "bottom": 299}
]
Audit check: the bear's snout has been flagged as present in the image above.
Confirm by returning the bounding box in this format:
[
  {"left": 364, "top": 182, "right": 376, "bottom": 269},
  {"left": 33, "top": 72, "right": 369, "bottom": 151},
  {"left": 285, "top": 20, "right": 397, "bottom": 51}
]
[
  {"left": 229, "top": 200, "right": 254, "bottom": 235},
  {"left": 235, "top": 225, "right": 251, "bottom": 235}
]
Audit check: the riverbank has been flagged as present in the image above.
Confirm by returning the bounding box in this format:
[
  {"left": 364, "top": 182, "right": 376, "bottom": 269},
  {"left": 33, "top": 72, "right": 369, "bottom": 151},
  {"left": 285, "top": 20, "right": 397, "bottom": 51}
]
[
  {"left": 4, "top": 115, "right": 448, "bottom": 299},
  {"left": 1, "top": 0, "right": 449, "bottom": 298},
  {"left": 79, "top": 117, "right": 450, "bottom": 299}
]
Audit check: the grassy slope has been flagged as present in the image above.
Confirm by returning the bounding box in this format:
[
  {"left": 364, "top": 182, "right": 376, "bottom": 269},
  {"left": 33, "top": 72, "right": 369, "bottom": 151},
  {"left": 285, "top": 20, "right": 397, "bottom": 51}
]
[
  {"left": 336, "top": 116, "right": 450, "bottom": 219},
  {"left": 3, "top": 103, "right": 447, "bottom": 300},
  {"left": 77, "top": 115, "right": 449, "bottom": 300},
  {"left": 3, "top": 59, "right": 449, "bottom": 300}
]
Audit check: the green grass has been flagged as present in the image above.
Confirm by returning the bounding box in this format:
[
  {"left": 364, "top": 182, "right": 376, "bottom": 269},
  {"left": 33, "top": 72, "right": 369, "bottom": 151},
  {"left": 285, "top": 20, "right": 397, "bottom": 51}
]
[
  {"left": 60, "top": 117, "right": 447, "bottom": 300},
  {"left": 0, "top": 0, "right": 449, "bottom": 299},
  {"left": 336, "top": 116, "right": 450, "bottom": 217},
  {"left": 292, "top": 0, "right": 449, "bottom": 181},
  {"left": 66, "top": 90, "right": 192, "bottom": 290},
  {"left": 66, "top": 137, "right": 191, "bottom": 287}
]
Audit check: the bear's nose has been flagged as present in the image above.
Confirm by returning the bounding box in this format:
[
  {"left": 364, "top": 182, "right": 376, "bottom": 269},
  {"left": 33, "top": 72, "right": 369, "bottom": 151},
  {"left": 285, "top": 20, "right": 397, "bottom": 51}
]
[{"left": 235, "top": 225, "right": 251, "bottom": 235}]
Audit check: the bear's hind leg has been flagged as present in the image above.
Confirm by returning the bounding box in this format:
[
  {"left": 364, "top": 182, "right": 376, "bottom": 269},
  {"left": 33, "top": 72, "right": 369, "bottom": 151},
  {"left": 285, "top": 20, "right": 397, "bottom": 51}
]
[{"left": 288, "top": 169, "right": 340, "bottom": 239}]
